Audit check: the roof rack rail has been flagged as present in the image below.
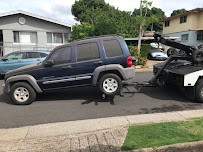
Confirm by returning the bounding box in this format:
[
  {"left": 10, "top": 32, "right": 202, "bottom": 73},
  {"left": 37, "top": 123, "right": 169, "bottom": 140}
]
[{"left": 73, "top": 34, "right": 119, "bottom": 42}]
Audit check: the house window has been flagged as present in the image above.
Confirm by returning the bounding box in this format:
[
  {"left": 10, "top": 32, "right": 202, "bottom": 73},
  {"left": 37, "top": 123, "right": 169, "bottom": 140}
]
[
  {"left": 13, "top": 31, "right": 37, "bottom": 43},
  {"left": 180, "top": 15, "right": 187, "bottom": 23},
  {"left": 181, "top": 34, "right": 189, "bottom": 41},
  {"left": 197, "top": 33, "right": 203, "bottom": 41},
  {"left": 164, "top": 20, "right": 170, "bottom": 27},
  {"left": 47, "top": 32, "right": 69, "bottom": 44}
]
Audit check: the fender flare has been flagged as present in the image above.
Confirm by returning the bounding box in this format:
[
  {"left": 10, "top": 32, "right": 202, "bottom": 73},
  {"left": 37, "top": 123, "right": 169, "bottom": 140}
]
[
  {"left": 4, "top": 75, "right": 42, "bottom": 94},
  {"left": 92, "top": 64, "right": 128, "bottom": 86}
]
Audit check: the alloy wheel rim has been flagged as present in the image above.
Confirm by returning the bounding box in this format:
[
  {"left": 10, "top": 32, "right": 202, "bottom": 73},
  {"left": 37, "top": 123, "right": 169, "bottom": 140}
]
[
  {"left": 14, "top": 87, "right": 29, "bottom": 102},
  {"left": 103, "top": 78, "right": 118, "bottom": 93}
]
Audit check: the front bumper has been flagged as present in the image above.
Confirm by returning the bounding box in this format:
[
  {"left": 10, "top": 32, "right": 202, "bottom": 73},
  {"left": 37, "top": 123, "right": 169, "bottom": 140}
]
[{"left": 2, "top": 81, "right": 6, "bottom": 94}]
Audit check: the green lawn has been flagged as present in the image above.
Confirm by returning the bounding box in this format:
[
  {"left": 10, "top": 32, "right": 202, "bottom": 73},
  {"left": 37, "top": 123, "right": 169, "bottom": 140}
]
[{"left": 122, "top": 117, "right": 203, "bottom": 150}]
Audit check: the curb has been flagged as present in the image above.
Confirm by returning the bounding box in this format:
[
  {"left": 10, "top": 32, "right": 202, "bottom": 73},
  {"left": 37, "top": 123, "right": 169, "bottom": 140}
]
[{"left": 0, "top": 109, "right": 203, "bottom": 142}]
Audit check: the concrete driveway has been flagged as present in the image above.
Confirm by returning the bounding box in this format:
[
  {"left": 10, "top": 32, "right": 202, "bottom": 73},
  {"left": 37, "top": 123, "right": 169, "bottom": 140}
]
[{"left": 0, "top": 72, "right": 203, "bottom": 128}]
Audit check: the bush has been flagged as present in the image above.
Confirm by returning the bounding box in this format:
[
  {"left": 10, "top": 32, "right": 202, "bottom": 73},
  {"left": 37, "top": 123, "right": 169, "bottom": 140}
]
[
  {"left": 128, "top": 45, "right": 148, "bottom": 66},
  {"left": 140, "top": 44, "right": 151, "bottom": 58}
]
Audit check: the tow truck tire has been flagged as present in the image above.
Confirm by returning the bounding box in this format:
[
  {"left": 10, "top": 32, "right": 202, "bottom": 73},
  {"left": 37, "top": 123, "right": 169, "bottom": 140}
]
[
  {"left": 195, "top": 80, "right": 203, "bottom": 103},
  {"left": 192, "top": 49, "right": 203, "bottom": 63},
  {"left": 167, "top": 48, "right": 178, "bottom": 57}
]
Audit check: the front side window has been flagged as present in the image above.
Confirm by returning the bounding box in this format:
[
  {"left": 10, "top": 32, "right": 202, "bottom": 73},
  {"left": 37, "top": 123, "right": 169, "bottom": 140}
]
[
  {"left": 181, "top": 34, "right": 189, "bottom": 41},
  {"left": 13, "top": 31, "right": 37, "bottom": 43},
  {"left": 77, "top": 42, "right": 100, "bottom": 61},
  {"left": 49, "top": 46, "right": 71, "bottom": 65},
  {"left": 5, "top": 52, "right": 25, "bottom": 60},
  {"left": 103, "top": 39, "right": 123, "bottom": 57}
]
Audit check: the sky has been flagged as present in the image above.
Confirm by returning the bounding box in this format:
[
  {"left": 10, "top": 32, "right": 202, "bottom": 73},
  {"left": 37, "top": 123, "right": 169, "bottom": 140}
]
[{"left": 0, "top": 0, "right": 202, "bottom": 26}]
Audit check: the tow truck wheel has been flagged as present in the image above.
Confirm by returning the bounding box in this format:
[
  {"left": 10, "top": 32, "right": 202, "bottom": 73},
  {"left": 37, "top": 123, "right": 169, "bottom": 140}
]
[
  {"left": 192, "top": 49, "right": 203, "bottom": 63},
  {"left": 195, "top": 80, "right": 203, "bottom": 103},
  {"left": 157, "top": 78, "right": 167, "bottom": 88}
]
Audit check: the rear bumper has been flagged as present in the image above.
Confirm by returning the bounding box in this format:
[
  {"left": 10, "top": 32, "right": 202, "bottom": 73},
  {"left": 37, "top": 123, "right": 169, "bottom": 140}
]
[{"left": 123, "top": 67, "right": 135, "bottom": 80}]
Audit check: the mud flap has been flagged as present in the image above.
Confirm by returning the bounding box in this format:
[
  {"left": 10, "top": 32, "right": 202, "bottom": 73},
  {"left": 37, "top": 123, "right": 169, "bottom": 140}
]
[{"left": 179, "top": 86, "right": 195, "bottom": 100}]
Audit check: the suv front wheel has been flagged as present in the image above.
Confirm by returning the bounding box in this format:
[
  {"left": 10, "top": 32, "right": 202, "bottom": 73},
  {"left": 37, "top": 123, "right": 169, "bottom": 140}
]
[
  {"left": 98, "top": 73, "right": 122, "bottom": 96},
  {"left": 10, "top": 82, "right": 36, "bottom": 105}
]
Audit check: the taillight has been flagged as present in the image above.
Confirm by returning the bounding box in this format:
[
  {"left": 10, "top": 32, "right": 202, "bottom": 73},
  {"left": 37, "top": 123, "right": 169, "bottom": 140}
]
[{"left": 126, "top": 56, "right": 132, "bottom": 67}]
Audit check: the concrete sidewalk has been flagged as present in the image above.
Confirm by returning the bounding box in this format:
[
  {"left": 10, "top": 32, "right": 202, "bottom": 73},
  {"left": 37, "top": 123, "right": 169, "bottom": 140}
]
[{"left": 0, "top": 109, "right": 203, "bottom": 151}]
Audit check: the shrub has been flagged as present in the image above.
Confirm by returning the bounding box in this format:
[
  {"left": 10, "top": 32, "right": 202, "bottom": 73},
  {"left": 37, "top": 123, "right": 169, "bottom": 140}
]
[
  {"left": 140, "top": 44, "right": 151, "bottom": 58},
  {"left": 128, "top": 45, "right": 148, "bottom": 66}
]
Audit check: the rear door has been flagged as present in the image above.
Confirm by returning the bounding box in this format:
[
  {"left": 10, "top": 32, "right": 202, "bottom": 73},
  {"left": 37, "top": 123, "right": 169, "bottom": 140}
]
[
  {"left": 70, "top": 41, "right": 102, "bottom": 86},
  {"left": 22, "top": 52, "right": 42, "bottom": 66}
]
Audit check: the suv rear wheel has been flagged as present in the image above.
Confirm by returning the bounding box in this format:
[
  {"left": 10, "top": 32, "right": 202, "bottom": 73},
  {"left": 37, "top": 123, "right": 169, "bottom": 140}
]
[
  {"left": 10, "top": 82, "right": 36, "bottom": 105},
  {"left": 98, "top": 73, "right": 122, "bottom": 96}
]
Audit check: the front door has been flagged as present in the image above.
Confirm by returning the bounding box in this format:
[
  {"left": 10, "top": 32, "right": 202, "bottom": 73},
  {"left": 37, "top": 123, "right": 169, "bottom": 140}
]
[{"left": 38, "top": 45, "right": 74, "bottom": 91}]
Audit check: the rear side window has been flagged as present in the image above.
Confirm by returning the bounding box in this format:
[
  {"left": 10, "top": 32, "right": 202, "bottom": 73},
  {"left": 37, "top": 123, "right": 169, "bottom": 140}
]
[
  {"left": 26, "top": 52, "right": 40, "bottom": 58},
  {"left": 77, "top": 42, "right": 100, "bottom": 61},
  {"left": 49, "top": 46, "right": 71, "bottom": 65},
  {"left": 40, "top": 53, "right": 48, "bottom": 58},
  {"left": 103, "top": 39, "right": 123, "bottom": 57}
]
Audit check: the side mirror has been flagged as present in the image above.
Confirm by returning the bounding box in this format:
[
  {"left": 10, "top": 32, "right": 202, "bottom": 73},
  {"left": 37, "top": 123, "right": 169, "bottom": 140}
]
[
  {"left": 2, "top": 58, "right": 8, "bottom": 61},
  {"left": 43, "top": 60, "right": 54, "bottom": 67}
]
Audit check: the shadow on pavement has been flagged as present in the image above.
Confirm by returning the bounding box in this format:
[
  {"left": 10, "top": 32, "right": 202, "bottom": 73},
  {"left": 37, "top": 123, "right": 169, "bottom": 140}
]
[
  {"left": 0, "top": 93, "right": 12, "bottom": 104},
  {"left": 36, "top": 86, "right": 116, "bottom": 105}
]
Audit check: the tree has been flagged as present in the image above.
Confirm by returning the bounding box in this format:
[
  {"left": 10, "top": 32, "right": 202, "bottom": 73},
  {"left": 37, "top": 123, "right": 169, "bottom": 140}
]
[
  {"left": 71, "top": 0, "right": 140, "bottom": 40},
  {"left": 132, "top": 7, "right": 166, "bottom": 32},
  {"left": 171, "top": 9, "right": 187, "bottom": 16},
  {"left": 137, "top": 0, "right": 152, "bottom": 55},
  {"left": 70, "top": 22, "right": 94, "bottom": 40}
]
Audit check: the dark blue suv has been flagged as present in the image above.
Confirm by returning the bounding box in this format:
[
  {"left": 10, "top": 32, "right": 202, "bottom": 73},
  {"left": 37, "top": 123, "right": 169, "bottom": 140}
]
[{"left": 3, "top": 35, "right": 135, "bottom": 105}]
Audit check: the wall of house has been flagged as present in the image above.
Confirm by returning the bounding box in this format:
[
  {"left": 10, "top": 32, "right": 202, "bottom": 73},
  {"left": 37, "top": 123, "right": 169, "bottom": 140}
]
[
  {"left": 0, "top": 14, "right": 71, "bottom": 55},
  {"left": 162, "top": 12, "right": 201, "bottom": 34}
]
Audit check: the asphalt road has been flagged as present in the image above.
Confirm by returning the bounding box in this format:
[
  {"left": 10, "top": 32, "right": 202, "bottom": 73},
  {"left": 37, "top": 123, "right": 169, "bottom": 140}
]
[{"left": 0, "top": 72, "right": 203, "bottom": 128}]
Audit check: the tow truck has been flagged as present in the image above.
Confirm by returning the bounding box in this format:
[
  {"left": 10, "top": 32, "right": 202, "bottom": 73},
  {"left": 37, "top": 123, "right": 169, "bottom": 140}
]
[{"left": 148, "top": 34, "right": 203, "bottom": 103}]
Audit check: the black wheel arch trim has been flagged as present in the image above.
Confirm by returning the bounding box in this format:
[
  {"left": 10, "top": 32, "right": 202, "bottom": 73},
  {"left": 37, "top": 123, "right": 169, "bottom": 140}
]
[
  {"left": 92, "top": 64, "right": 132, "bottom": 86},
  {"left": 4, "top": 75, "right": 42, "bottom": 94}
]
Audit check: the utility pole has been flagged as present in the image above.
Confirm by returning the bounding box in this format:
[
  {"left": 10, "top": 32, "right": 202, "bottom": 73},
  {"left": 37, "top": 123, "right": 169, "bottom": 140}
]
[{"left": 137, "top": 0, "right": 143, "bottom": 55}]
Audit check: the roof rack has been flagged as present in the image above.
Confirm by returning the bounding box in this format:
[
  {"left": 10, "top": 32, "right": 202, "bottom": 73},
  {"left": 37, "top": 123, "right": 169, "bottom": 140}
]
[{"left": 73, "top": 34, "right": 119, "bottom": 42}]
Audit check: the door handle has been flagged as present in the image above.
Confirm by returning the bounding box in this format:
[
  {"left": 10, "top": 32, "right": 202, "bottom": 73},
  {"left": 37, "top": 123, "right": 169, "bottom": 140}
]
[
  {"left": 62, "top": 65, "right": 72, "bottom": 69},
  {"left": 94, "top": 61, "right": 102, "bottom": 64}
]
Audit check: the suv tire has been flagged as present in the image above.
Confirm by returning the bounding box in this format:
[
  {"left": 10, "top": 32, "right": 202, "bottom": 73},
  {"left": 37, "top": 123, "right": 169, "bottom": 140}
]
[
  {"left": 98, "top": 73, "right": 122, "bottom": 96},
  {"left": 195, "top": 79, "right": 203, "bottom": 103},
  {"left": 10, "top": 82, "right": 36, "bottom": 105}
]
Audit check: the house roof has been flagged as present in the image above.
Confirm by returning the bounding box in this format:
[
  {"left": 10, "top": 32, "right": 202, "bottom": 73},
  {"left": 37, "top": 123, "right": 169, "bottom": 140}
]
[
  {"left": 164, "top": 8, "right": 203, "bottom": 21},
  {"left": 0, "top": 10, "right": 71, "bottom": 28}
]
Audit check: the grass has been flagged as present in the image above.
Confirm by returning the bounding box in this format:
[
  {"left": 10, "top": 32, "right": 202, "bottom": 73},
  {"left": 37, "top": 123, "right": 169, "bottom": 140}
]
[{"left": 122, "top": 117, "right": 203, "bottom": 150}]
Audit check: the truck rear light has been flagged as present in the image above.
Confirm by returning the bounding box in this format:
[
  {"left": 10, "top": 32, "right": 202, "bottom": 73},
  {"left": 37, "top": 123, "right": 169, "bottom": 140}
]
[{"left": 126, "top": 56, "right": 132, "bottom": 67}]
